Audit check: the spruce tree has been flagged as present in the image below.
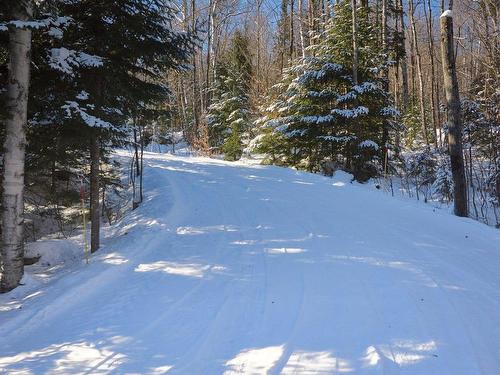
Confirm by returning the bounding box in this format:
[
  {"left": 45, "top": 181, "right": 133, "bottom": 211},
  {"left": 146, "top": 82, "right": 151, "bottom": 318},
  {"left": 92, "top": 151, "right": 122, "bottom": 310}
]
[
  {"left": 258, "top": 0, "right": 398, "bottom": 180},
  {"left": 1, "top": 0, "right": 196, "bottom": 262},
  {"left": 207, "top": 30, "right": 252, "bottom": 160}
]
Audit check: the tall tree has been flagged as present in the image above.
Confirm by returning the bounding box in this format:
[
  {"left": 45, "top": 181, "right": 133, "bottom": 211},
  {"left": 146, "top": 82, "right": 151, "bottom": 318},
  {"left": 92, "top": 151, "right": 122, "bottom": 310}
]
[
  {"left": 1, "top": 0, "right": 33, "bottom": 292},
  {"left": 440, "top": 10, "right": 468, "bottom": 217},
  {"left": 259, "top": 0, "right": 397, "bottom": 180},
  {"left": 207, "top": 30, "right": 252, "bottom": 160},
  {"left": 424, "top": 0, "right": 440, "bottom": 147},
  {"left": 351, "top": 0, "right": 358, "bottom": 85},
  {"left": 53, "top": 0, "right": 195, "bottom": 252},
  {"left": 277, "top": 0, "right": 290, "bottom": 73},
  {"left": 408, "top": 0, "right": 430, "bottom": 146}
]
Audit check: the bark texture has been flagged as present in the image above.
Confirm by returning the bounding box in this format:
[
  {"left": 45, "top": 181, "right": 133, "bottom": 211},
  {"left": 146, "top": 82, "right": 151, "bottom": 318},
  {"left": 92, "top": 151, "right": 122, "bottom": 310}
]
[
  {"left": 1, "top": 1, "right": 33, "bottom": 292},
  {"left": 409, "top": 0, "right": 430, "bottom": 145},
  {"left": 440, "top": 13, "right": 468, "bottom": 217},
  {"left": 351, "top": 0, "right": 358, "bottom": 85},
  {"left": 90, "top": 134, "right": 100, "bottom": 252}
]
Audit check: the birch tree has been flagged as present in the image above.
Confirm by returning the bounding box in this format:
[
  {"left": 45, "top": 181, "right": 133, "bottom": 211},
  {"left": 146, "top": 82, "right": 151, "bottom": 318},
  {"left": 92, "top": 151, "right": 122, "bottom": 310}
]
[{"left": 1, "top": 0, "right": 33, "bottom": 292}]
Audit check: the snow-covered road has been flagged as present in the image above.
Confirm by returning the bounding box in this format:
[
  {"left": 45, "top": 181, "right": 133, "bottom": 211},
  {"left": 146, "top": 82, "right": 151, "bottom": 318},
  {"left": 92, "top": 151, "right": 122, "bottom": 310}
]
[{"left": 1, "top": 152, "right": 499, "bottom": 374}]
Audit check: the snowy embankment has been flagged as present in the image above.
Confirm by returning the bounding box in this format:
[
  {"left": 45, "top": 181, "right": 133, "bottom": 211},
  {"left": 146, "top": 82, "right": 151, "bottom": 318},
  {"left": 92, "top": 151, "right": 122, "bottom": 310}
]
[{"left": 1, "top": 151, "right": 499, "bottom": 374}]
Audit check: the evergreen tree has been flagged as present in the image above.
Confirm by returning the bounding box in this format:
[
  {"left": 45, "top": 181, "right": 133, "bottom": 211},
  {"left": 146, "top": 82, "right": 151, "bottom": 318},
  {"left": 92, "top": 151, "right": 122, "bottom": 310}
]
[
  {"left": 0, "top": 0, "right": 195, "bottom": 288},
  {"left": 257, "top": 0, "right": 398, "bottom": 180},
  {"left": 40, "top": 0, "right": 194, "bottom": 252},
  {"left": 207, "top": 30, "right": 252, "bottom": 160}
]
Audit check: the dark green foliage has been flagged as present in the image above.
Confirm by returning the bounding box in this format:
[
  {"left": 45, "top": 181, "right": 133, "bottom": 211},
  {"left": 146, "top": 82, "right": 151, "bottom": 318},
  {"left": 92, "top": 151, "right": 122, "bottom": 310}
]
[
  {"left": 258, "top": 1, "right": 397, "bottom": 180},
  {"left": 222, "top": 124, "right": 243, "bottom": 161},
  {"left": 14, "top": 0, "right": 194, "bottom": 176},
  {"left": 207, "top": 30, "right": 252, "bottom": 159},
  {"left": 0, "top": 0, "right": 196, "bottom": 235}
]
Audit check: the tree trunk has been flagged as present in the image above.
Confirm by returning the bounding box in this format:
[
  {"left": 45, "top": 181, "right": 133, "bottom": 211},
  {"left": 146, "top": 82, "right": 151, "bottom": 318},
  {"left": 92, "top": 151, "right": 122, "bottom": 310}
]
[
  {"left": 180, "top": 0, "right": 189, "bottom": 132},
  {"left": 191, "top": 0, "right": 200, "bottom": 138},
  {"left": 308, "top": 0, "right": 316, "bottom": 40},
  {"left": 398, "top": 0, "right": 409, "bottom": 110},
  {"left": 139, "top": 125, "right": 144, "bottom": 204},
  {"left": 1, "top": 1, "right": 33, "bottom": 293},
  {"left": 440, "top": 11, "right": 468, "bottom": 217},
  {"left": 425, "top": 0, "right": 439, "bottom": 148},
  {"left": 409, "top": 0, "right": 430, "bottom": 146},
  {"left": 256, "top": 0, "right": 263, "bottom": 94},
  {"left": 289, "top": 0, "right": 295, "bottom": 59},
  {"left": 279, "top": 0, "right": 289, "bottom": 74},
  {"left": 351, "top": 0, "right": 358, "bottom": 85},
  {"left": 133, "top": 124, "right": 140, "bottom": 177},
  {"left": 381, "top": 0, "right": 389, "bottom": 149},
  {"left": 381, "top": 0, "right": 387, "bottom": 54},
  {"left": 90, "top": 134, "right": 100, "bottom": 252},
  {"left": 206, "top": 0, "right": 218, "bottom": 103},
  {"left": 298, "top": 0, "right": 306, "bottom": 58}
]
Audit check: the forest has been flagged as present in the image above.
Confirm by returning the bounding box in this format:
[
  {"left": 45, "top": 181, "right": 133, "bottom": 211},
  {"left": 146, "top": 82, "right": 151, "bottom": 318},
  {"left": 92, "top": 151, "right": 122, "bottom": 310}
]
[{"left": 0, "top": 0, "right": 499, "bottom": 373}]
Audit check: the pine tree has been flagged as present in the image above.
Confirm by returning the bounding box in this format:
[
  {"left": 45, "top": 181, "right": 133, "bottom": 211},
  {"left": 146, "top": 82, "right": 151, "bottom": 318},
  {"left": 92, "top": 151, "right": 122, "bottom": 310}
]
[
  {"left": 258, "top": 0, "right": 398, "bottom": 180},
  {"left": 207, "top": 30, "right": 252, "bottom": 160},
  {"left": 207, "top": 63, "right": 234, "bottom": 149},
  {"left": 0, "top": 0, "right": 195, "bottom": 290},
  {"left": 42, "top": 0, "right": 195, "bottom": 251}
]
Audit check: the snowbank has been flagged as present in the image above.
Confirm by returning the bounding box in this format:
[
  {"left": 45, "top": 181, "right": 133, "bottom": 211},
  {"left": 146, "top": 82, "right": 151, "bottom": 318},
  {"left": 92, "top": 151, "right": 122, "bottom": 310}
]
[{"left": 25, "top": 237, "right": 82, "bottom": 267}]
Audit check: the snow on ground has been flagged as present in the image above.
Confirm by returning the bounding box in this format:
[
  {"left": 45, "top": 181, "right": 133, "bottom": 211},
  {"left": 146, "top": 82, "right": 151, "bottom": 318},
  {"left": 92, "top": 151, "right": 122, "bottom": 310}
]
[
  {"left": 1, "top": 151, "right": 499, "bottom": 374},
  {"left": 0, "top": 236, "right": 84, "bottom": 313}
]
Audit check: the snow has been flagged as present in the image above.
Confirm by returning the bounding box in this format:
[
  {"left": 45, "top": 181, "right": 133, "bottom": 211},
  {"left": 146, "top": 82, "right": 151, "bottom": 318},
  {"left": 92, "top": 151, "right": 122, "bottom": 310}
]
[
  {"left": 9, "top": 20, "right": 50, "bottom": 29},
  {"left": 301, "top": 115, "right": 335, "bottom": 124},
  {"left": 75, "top": 90, "right": 89, "bottom": 100},
  {"left": 62, "top": 101, "right": 114, "bottom": 129},
  {"left": 295, "top": 63, "right": 344, "bottom": 85},
  {"left": 49, "top": 47, "right": 103, "bottom": 75},
  {"left": 380, "top": 106, "right": 401, "bottom": 117},
  {"left": 358, "top": 139, "right": 380, "bottom": 150},
  {"left": 47, "top": 27, "right": 63, "bottom": 39},
  {"left": 25, "top": 238, "right": 82, "bottom": 267},
  {"left": 336, "top": 91, "right": 357, "bottom": 103},
  {"left": 441, "top": 10, "right": 453, "bottom": 18},
  {"left": 244, "top": 134, "right": 266, "bottom": 154},
  {"left": 1, "top": 151, "right": 500, "bottom": 374},
  {"left": 353, "top": 82, "right": 378, "bottom": 94},
  {"left": 332, "top": 106, "right": 369, "bottom": 118},
  {"left": 319, "top": 135, "right": 356, "bottom": 142},
  {"left": 3, "top": 17, "right": 71, "bottom": 31},
  {"left": 0, "top": 237, "right": 84, "bottom": 313}
]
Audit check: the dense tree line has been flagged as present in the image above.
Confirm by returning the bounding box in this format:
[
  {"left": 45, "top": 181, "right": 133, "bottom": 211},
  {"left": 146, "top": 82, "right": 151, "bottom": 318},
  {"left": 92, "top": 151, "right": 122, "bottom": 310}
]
[{"left": 174, "top": 0, "right": 497, "bottom": 223}]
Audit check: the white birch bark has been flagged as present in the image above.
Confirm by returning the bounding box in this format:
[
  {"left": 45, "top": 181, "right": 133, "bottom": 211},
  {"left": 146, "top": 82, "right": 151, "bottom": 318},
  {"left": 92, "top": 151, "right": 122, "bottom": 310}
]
[{"left": 1, "top": 1, "right": 33, "bottom": 292}]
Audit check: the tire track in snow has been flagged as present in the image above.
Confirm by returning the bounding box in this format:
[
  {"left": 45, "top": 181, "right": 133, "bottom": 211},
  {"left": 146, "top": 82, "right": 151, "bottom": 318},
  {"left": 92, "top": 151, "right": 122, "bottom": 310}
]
[
  {"left": 167, "top": 166, "right": 273, "bottom": 374},
  {"left": 2, "top": 153, "right": 500, "bottom": 375}
]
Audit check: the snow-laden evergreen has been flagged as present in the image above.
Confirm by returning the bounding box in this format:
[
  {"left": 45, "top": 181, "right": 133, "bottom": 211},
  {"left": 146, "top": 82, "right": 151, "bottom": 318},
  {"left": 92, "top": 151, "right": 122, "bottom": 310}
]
[
  {"left": 255, "top": 1, "right": 399, "bottom": 180},
  {"left": 207, "top": 31, "right": 252, "bottom": 161}
]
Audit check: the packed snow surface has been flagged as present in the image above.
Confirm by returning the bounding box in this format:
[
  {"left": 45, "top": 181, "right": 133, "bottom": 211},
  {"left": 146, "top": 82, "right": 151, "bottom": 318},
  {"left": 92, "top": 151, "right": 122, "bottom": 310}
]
[{"left": 1, "top": 151, "right": 499, "bottom": 374}]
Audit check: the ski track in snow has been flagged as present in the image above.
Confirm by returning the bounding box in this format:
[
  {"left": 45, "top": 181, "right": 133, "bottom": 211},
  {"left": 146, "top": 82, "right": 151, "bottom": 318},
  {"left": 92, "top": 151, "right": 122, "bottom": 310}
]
[{"left": 1, "top": 151, "right": 499, "bottom": 375}]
